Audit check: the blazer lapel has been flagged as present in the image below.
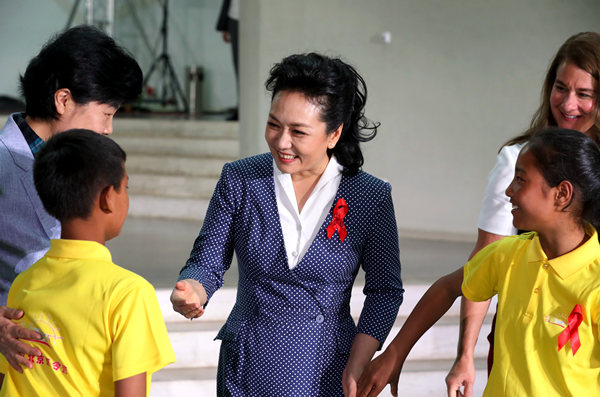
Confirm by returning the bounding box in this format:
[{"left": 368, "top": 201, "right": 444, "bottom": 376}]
[
  {"left": 253, "top": 157, "right": 291, "bottom": 278},
  {"left": 293, "top": 174, "right": 356, "bottom": 276},
  {"left": 1, "top": 116, "right": 60, "bottom": 240}
]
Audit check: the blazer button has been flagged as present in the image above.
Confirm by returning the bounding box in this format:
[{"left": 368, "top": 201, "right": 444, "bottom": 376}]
[{"left": 316, "top": 314, "right": 324, "bottom": 323}]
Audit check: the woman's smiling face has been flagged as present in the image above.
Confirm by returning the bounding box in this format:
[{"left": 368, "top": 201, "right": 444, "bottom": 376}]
[
  {"left": 550, "top": 61, "right": 597, "bottom": 135},
  {"left": 265, "top": 90, "right": 340, "bottom": 179}
]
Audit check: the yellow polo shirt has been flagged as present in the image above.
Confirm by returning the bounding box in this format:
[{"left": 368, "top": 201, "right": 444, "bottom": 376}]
[
  {"left": 463, "top": 224, "right": 600, "bottom": 396},
  {"left": 0, "top": 239, "right": 176, "bottom": 396}
]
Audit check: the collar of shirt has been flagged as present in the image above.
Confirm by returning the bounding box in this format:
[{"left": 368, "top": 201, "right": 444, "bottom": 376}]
[
  {"left": 527, "top": 223, "right": 599, "bottom": 279},
  {"left": 14, "top": 113, "right": 45, "bottom": 157},
  {"left": 45, "top": 239, "right": 113, "bottom": 263},
  {"left": 273, "top": 155, "right": 344, "bottom": 269}
]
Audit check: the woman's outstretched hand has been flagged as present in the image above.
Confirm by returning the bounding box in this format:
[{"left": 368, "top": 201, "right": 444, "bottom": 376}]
[
  {"left": 0, "top": 306, "right": 42, "bottom": 372},
  {"left": 170, "top": 279, "right": 207, "bottom": 319},
  {"left": 356, "top": 348, "right": 402, "bottom": 397}
]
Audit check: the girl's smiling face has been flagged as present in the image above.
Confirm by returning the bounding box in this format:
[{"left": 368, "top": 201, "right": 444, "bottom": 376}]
[
  {"left": 505, "top": 148, "right": 558, "bottom": 232},
  {"left": 550, "top": 62, "right": 597, "bottom": 135}
]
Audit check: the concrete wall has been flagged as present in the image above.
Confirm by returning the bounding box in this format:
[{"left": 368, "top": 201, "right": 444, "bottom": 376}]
[
  {"left": 2, "top": 1, "right": 600, "bottom": 238},
  {"left": 239, "top": 0, "right": 600, "bottom": 238}
]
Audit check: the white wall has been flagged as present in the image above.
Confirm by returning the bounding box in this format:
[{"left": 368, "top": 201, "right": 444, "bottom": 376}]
[
  {"left": 239, "top": 0, "right": 600, "bottom": 238},
  {"left": 0, "top": 0, "right": 237, "bottom": 112},
  {"left": 0, "top": 1, "right": 68, "bottom": 101},
  {"left": 2, "top": 1, "right": 600, "bottom": 238}
]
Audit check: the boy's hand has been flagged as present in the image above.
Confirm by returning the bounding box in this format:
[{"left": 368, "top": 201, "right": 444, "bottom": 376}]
[
  {"left": 170, "top": 279, "right": 207, "bottom": 319},
  {"left": 0, "top": 306, "right": 42, "bottom": 373}
]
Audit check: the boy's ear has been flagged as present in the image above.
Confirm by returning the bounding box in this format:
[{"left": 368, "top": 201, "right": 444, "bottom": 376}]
[
  {"left": 555, "top": 180, "right": 574, "bottom": 210},
  {"left": 54, "top": 88, "right": 73, "bottom": 116},
  {"left": 99, "top": 185, "right": 115, "bottom": 214}
]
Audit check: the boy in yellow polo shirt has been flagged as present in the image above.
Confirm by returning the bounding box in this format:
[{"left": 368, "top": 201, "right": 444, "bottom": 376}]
[
  {"left": 356, "top": 128, "right": 600, "bottom": 397},
  {"left": 0, "top": 129, "right": 175, "bottom": 396}
]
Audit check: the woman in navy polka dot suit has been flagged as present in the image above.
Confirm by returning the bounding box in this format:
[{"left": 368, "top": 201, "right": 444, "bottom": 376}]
[{"left": 171, "top": 53, "right": 404, "bottom": 396}]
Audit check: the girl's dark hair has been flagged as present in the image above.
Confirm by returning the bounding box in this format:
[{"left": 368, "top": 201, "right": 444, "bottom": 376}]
[
  {"left": 20, "top": 25, "right": 143, "bottom": 120},
  {"left": 34, "top": 129, "right": 127, "bottom": 222},
  {"left": 526, "top": 127, "right": 600, "bottom": 231},
  {"left": 504, "top": 32, "right": 600, "bottom": 149},
  {"left": 265, "top": 52, "right": 379, "bottom": 175}
]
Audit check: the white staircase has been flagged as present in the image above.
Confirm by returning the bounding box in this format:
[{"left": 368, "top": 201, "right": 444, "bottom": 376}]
[
  {"left": 151, "top": 286, "right": 494, "bottom": 397},
  {"left": 109, "top": 117, "right": 491, "bottom": 397},
  {"left": 112, "top": 117, "right": 239, "bottom": 221}
]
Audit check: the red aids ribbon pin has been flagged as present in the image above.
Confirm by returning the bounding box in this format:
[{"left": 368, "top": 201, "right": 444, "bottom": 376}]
[
  {"left": 327, "top": 198, "right": 348, "bottom": 242},
  {"left": 558, "top": 304, "right": 583, "bottom": 355}
]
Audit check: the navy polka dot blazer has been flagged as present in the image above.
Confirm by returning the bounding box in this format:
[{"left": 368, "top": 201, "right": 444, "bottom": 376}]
[{"left": 179, "top": 153, "right": 403, "bottom": 396}]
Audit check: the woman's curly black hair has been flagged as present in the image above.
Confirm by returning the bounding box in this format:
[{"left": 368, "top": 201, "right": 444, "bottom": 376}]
[{"left": 265, "top": 53, "right": 379, "bottom": 175}]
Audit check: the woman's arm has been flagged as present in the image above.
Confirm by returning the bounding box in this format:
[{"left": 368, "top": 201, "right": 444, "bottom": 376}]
[
  {"left": 170, "top": 279, "right": 207, "bottom": 319},
  {"left": 356, "top": 184, "right": 404, "bottom": 348},
  {"left": 356, "top": 268, "right": 464, "bottom": 397},
  {"left": 115, "top": 372, "right": 146, "bottom": 397},
  {"left": 174, "top": 162, "right": 240, "bottom": 315},
  {"left": 0, "top": 306, "right": 42, "bottom": 372},
  {"left": 346, "top": 183, "right": 402, "bottom": 396},
  {"left": 468, "top": 229, "right": 506, "bottom": 260}
]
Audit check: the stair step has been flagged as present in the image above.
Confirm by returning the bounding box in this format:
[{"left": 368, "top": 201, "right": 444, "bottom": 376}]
[
  {"left": 151, "top": 284, "right": 494, "bottom": 396},
  {"left": 114, "top": 136, "right": 239, "bottom": 159},
  {"left": 156, "top": 287, "right": 497, "bottom": 367},
  {"left": 114, "top": 118, "right": 239, "bottom": 139},
  {"left": 129, "top": 195, "right": 209, "bottom": 220},
  {"left": 163, "top": 320, "right": 494, "bottom": 369},
  {"left": 110, "top": 117, "right": 239, "bottom": 220},
  {"left": 157, "top": 287, "right": 496, "bottom": 324},
  {"left": 153, "top": 366, "right": 216, "bottom": 382},
  {"left": 128, "top": 174, "right": 218, "bottom": 199},
  {"left": 126, "top": 155, "right": 228, "bottom": 177},
  {"left": 150, "top": 365, "right": 489, "bottom": 397},
  {"left": 167, "top": 328, "right": 222, "bottom": 368},
  {"left": 154, "top": 360, "right": 487, "bottom": 379}
]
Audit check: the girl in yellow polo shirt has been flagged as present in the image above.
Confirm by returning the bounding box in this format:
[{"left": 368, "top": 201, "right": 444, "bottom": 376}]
[{"left": 356, "top": 127, "right": 600, "bottom": 397}]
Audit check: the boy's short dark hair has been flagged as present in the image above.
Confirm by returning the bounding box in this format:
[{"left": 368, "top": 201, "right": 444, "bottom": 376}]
[
  {"left": 20, "top": 25, "right": 143, "bottom": 120},
  {"left": 34, "top": 129, "right": 127, "bottom": 222}
]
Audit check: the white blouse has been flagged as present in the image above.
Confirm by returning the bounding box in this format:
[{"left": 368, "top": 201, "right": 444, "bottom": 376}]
[
  {"left": 477, "top": 142, "right": 525, "bottom": 236},
  {"left": 273, "top": 156, "right": 344, "bottom": 269}
]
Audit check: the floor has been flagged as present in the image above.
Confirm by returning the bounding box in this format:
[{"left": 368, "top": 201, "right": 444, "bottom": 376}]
[{"left": 107, "top": 217, "right": 475, "bottom": 290}]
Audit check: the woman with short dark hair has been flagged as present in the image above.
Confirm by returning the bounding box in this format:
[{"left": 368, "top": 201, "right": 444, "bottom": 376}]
[{"left": 0, "top": 24, "right": 142, "bottom": 372}]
